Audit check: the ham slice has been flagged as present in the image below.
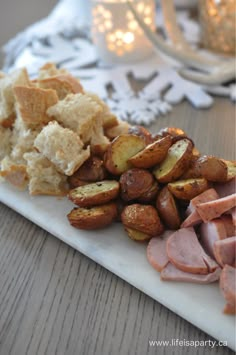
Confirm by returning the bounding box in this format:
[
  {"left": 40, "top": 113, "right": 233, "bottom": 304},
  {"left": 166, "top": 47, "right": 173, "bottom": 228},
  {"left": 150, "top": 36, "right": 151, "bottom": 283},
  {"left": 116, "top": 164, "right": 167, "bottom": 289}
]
[
  {"left": 220, "top": 215, "right": 236, "bottom": 237},
  {"left": 167, "top": 227, "right": 218, "bottom": 274},
  {"left": 213, "top": 236, "right": 236, "bottom": 267},
  {"left": 220, "top": 265, "right": 236, "bottom": 314},
  {"left": 147, "top": 231, "right": 174, "bottom": 272},
  {"left": 200, "top": 219, "right": 227, "bottom": 259},
  {"left": 181, "top": 188, "right": 219, "bottom": 228},
  {"left": 214, "top": 177, "right": 236, "bottom": 198},
  {"left": 161, "top": 262, "right": 221, "bottom": 284},
  {"left": 196, "top": 193, "right": 236, "bottom": 222},
  {"left": 231, "top": 207, "right": 236, "bottom": 226}
]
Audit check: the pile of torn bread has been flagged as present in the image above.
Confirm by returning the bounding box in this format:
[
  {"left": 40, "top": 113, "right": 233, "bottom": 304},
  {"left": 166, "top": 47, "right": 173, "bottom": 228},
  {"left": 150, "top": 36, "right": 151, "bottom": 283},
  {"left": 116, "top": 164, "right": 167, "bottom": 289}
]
[{"left": 0, "top": 63, "right": 129, "bottom": 195}]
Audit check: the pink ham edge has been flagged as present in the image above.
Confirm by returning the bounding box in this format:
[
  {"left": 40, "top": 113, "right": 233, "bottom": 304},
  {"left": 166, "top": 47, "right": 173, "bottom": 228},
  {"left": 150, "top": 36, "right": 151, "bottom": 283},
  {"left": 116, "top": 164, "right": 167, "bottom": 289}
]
[
  {"left": 181, "top": 188, "right": 219, "bottom": 228},
  {"left": 220, "top": 265, "right": 236, "bottom": 314},
  {"left": 231, "top": 207, "right": 236, "bottom": 226},
  {"left": 214, "top": 177, "right": 236, "bottom": 198},
  {"left": 166, "top": 227, "right": 219, "bottom": 275},
  {"left": 147, "top": 230, "right": 174, "bottom": 272},
  {"left": 213, "top": 236, "right": 236, "bottom": 268},
  {"left": 196, "top": 193, "right": 236, "bottom": 223},
  {"left": 200, "top": 219, "right": 227, "bottom": 259},
  {"left": 220, "top": 215, "right": 236, "bottom": 237},
  {"left": 161, "top": 262, "right": 221, "bottom": 284}
]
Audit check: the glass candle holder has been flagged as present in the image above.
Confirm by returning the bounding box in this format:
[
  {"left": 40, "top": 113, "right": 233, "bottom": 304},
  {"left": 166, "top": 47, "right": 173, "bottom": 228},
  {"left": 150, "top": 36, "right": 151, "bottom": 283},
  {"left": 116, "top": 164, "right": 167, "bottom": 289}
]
[
  {"left": 198, "top": 0, "right": 236, "bottom": 55},
  {"left": 91, "top": 0, "right": 155, "bottom": 64}
]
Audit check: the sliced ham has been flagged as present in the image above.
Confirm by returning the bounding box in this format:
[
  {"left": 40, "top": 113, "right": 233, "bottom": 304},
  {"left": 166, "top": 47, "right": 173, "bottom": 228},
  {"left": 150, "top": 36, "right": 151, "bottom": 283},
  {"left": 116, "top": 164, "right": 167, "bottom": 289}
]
[
  {"left": 231, "top": 207, "right": 236, "bottom": 226},
  {"left": 220, "top": 215, "right": 236, "bottom": 237},
  {"left": 214, "top": 177, "right": 236, "bottom": 198},
  {"left": 147, "top": 231, "right": 174, "bottom": 272},
  {"left": 200, "top": 219, "right": 227, "bottom": 259},
  {"left": 161, "top": 262, "right": 221, "bottom": 284},
  {"left": 196, "top": 193, "right": 236, "bottom": 222},
  {"left": 181, "top": 188, "right": 219, "bottom": 228},
  {"left": 213, "top": 236, "right": 236, "bottom": 267},
  {"left": 166, "top": 227, "right": 219, "bottom": 274},
  {"left": 220, "top": 265, "right": 236, "bottom": 314}
]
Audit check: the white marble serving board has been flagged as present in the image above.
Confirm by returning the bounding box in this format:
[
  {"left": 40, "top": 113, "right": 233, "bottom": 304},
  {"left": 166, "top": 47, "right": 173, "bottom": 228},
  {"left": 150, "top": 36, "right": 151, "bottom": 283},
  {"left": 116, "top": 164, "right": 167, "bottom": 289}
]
[{"left": 0, "top": 182, "right": 235, "bottom": 350}]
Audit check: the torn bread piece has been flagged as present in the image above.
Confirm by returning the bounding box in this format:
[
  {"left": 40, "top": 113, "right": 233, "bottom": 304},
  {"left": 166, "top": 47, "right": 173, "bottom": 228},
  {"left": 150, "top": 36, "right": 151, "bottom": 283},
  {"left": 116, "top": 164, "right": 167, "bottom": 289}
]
[
  {"left": 34, "top": 121, "right": 90, "bottom": 176},
  {"left": 14, "top": 86, "right": 58, "bottom": 126},
  {"left": 24, "top": 151, "right": 68, "bottom": 195},
  {"left": 47, "top": 93, "right": 103, "bottom": 143},
  {"left": 0, "top": 156, "right": 28, "bottom": 189},
  {"left": 105, "top": 119, "right": 131, "bottom": 140},
  {"left": 37, "top": 62, "right": 68, "bottom": 80},
  {"left": 38, "top": 74, "right": 84, "bottom": 100},
  {"left": 0, "top": 126, "right": 12, "bottom": 160},
  {"left": 0, "top": 68, "right": 31, "bottom": 126}
]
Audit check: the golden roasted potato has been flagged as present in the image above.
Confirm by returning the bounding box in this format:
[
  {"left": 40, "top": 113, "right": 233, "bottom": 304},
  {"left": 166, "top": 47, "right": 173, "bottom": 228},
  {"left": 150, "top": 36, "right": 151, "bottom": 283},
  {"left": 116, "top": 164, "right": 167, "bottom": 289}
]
[
  {"left": 124, "top": 227, "right": 152, "bottom": 242},
  {"left": 119, "top": 168, "right": 159, "bottom": 202},
  {"left": 156, "top": 186, "right": 181, "bottom": 229},
  {"left": 121, "top": 204, "right": 164, "bottom": 237},
  {"left": 222, "top": 160, "right": 236, "bottom": 181},
  {"left": 128, "top": 125, "right": 153, "bottom": 144},
  {"left": 156, "top": 127, "right": 188, "bottom": 143},
  {"left": 128, "top": 135, "right": 172, "bottom": 169},
  {"left": 168, "top": 178, "right": 209, "bottom": 200},
  {"left": 67, "top": 202, "right": 118, "bottom": 230},
  {"left": 180, "top": 155, "right": 202, "bottom": 179},
  {"left": 68, "top": 180, "right": 119, "bottom": 207},
  {"left": 104, "top": 134, "right": 146, "bottom": 175},
  {"left": 153, "top": 138, "right": 193, "bottom": 183},
  {"left": 68, "top": 156, "right": 107, "bottom": 188},
  {"left": 197, "top": 155, "right": 228, "bottom": 182}
]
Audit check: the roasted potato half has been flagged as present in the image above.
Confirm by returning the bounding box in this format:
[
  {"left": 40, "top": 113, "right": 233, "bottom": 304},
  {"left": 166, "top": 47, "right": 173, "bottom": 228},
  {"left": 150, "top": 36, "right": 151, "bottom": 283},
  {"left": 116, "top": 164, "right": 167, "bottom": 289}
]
[
  {"left": 128, "top": 135, "right": 172, "bottom": 169},
  {"left": 156, "top": 186, "right": 181, "bottom": 230},
  {"left": 180, "top": 155, "right": 202, "bottom": 179},
  {"left": 128, "top": 125, "right": 153, "bottom": 144},
  {"left": 68, "top": 156, "right": 107, "bottom": 188},
  {"left": 105, "top": 120, "right": 130, "bottom": 139},
  {"left": 156, "top": 127, "right": 188, "bottom": 143},
  {"left": 68, "top": 180, "right": 119, "bottom": 207},
  {"left": 197, "top": 155, "right": 228, "bottom": 182},
  {"left": 104, "top": 134, "right": 146, "bottom": 175},
  {"left": 153, "top": 138, "right": 193, "bottom": 183},
  {"left": 124, "top": 227, "right": 152, "bottom": 242},
  {"left": 168, "top": 178, "right": 209, "bottom": 200},
  {"left": 119, "top": 168, "right": 159, "bottom": 202},
  {"left": 222, "top": 160, "right": 236, "bottom": 181},
  {"left": 121, "top": 204, "right": 164, "bottom": 237},
  {"left": 67, "top": 202, "right": 118, "bottom": 230}
]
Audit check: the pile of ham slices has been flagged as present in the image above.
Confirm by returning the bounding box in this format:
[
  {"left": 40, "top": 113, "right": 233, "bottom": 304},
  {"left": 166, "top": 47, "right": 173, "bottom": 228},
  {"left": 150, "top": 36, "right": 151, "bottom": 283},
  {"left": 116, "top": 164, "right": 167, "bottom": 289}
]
[{"left": 147, "top": 177, "right": 236, "bottom": 315}]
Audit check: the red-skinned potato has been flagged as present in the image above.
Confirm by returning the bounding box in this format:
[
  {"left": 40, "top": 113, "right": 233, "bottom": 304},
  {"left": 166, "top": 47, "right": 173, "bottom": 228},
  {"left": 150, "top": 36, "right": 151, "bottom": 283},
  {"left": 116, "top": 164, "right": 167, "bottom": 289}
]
[{"left": 156, "top": 186, "right": 181, "bottom": 229}]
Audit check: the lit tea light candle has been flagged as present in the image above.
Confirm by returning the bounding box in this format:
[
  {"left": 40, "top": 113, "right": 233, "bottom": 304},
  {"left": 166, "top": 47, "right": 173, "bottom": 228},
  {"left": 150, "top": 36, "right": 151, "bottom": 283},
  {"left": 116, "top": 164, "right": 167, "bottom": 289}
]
[
  {"left": 198, "top": 0, "right": 236, "bottom": 55},
  {"left": 91, "top": 0, "right": 155, "bottom": 64}
]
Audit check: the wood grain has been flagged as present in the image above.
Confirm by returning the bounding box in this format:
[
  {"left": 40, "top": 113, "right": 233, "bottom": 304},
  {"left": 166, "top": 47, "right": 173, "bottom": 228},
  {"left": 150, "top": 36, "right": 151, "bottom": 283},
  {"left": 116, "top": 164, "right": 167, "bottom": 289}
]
[{"left": 0, "top": 101, "right": 235, "bottom": 355}]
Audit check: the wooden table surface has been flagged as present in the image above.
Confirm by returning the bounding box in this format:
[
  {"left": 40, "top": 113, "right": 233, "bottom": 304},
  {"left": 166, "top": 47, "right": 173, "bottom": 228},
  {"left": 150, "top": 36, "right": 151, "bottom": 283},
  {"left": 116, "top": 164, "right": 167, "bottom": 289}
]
[{"left": 0, "top": 99, "right": 235, "bottom": 355}]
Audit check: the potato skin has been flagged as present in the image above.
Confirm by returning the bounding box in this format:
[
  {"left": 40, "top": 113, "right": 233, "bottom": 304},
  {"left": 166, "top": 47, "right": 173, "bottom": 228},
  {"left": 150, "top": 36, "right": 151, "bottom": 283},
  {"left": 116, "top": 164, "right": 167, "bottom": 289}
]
[
  {"left": 68, "top": 156, "right": 107, "bottom": 188},
  {"left": 156, "top": 186, "right": 181, "bottom": 230},
  {"left": 197, "top": 155, "right": 228, "bottom": 182},
  {"left": 128, "top": 135, "right": 172, "bottom": 169},
  {"left": 119, "top": 168, "right": 159, "bottom": 202},
  {"left": 128, "top": 125, "right": 153, "bottom": 144},
  {"left": 67, "top": 202, "right": 118, "bottom": 230},
  {"left": 68, "top": 180, "right": 119, "bottom": 207},
  {"left": 156, "top": 127, "right": 188, "bottom": 143},
  {"left": 104, "top": 134, "right": 146, "bottom": 175},
  {"left": 124, "top": 227, "right": 152, "bottom": 242},
  {"left": 167, "top": 178, "right": 209, "bottom": 200},
  {"left": 121, "top": 204, "right": 164, "bottom": 236},
  {"left": 153, "top": 138, "right": 193, "bottom": 183}
]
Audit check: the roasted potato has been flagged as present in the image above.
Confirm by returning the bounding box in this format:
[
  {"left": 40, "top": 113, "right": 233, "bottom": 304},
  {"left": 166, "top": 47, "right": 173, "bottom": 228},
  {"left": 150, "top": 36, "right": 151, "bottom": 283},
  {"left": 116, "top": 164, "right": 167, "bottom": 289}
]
[
  {"left": 104, "top": 134, "right": 146, "bottom": 175},
  {"left": 128, "top": 125, "right": 153, "bottom": 144},
  {"left": 168, "top": 178, "right": 209, "bottom": 200},
  {"left": 68, "top": 180, "right": 119, "bottom": 207},
  {"left": 105, "top": 120, "right": 130, "bottom": 139},
  {"left": 128, "top": 135, "right": 172, "bottom": 169},
  {"left": 180, "top": 155, "right": 202, "bottom": 179},
  {"left": 156, "top": 186, "right": 181, "bottom": 229},
  {"left": 222, "top": 160, "right": 236, "bottom": 181},
  {"left": 68, "top": 156, "right": 107, "bottom": 188},
  {"left": 67, "top": 202, "right": 118, "bottom": 230},
  {"left": 124, "top": 227, "right": 152, "bottom": 242},
  {"left": 197, "top": 155, "right": 228, "bottom": 182},
  {"left": 155, "top": 127, "right": 188, "bottom": 143},
  {"left": 153, "top": 138, "right": 193, "bottom": 183},
  {"left": 119, "top": 168, "right": 159, "bottom": 202},
  {"left": 121, "top": 204, "right": 164, "bottom": 237}
]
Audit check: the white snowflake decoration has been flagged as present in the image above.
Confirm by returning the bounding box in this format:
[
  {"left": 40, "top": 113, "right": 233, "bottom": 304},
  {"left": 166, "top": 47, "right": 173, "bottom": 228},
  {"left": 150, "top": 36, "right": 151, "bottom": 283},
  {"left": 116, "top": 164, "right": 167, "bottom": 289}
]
[{"left": 2, "top": 2, "right": 235, "bottom": 125}]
